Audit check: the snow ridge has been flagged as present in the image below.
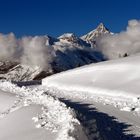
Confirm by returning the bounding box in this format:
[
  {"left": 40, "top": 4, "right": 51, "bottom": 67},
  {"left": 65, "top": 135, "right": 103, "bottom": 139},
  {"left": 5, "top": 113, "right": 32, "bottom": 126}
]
[
  {"left": 0, "top": 81, "right": 88, "bottom": 140},
  {"left": 42, "top": 85, "right": 140, "bottom": 115}
]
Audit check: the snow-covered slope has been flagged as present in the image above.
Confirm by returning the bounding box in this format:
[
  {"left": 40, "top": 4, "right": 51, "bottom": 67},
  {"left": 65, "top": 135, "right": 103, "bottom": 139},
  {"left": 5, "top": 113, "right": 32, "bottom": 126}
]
[
  {"left": 42, "top": 55, "right": 140, "bottom": 114},
  {"left": 0, "top": 64, "right": 43, "bottom": 81},
  {"left": 0, "top": 81, "right": 89, "bottom": 140},
  {"left": 58, "top": 33, "right": 91, "bottom": 47},
  {"left": 52, "top": 32, "right": 104, "bottom": 71},
  {"left": 0, "top": 90, "right": 18, "bottom": 113}
]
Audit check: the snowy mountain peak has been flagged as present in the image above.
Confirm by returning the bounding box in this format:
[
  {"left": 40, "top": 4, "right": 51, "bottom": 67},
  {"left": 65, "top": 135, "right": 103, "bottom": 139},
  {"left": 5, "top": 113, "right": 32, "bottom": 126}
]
[
  {"left": 96, "top": 23, "right": 108, "bottom": 32},
  {"left": 81, "top": 23, "right": 110, "bottom": 43},
  {"left": 58, "top": 33, "right": 79, "bottom": 43},
  {"left": 58, "top": 33, "right": 76, "bottom": 38}
]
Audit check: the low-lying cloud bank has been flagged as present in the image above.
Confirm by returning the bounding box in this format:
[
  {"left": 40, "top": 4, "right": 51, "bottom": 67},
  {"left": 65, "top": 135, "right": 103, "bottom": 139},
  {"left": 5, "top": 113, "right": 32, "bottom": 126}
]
[
  {"left": 96, "top": 19, "right": 140, "bottom": 59},
  {"left": 20, "top": 36, "right": 53, "bottom": 69},
  {"left": 0, "top": 34, "right": 54, "bottom": 69},
  {"left": 0, "top": 33, "right": 18, "bottom": 60}
]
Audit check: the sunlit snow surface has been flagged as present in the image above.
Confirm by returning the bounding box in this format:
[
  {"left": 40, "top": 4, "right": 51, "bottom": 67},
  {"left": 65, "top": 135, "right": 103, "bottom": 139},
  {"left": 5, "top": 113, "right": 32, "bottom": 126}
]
[
  {"left": 43, "top": 55, "right": 140, "bottom": 115},
  {"left": 42, "top": 55, "right": 140, "bottom": 138},
  {"left": 0, "top": 82, "right": 87, "bottom": 140},
  {"left": 1, "top": 54, "right": 140, "bottom": 139}
]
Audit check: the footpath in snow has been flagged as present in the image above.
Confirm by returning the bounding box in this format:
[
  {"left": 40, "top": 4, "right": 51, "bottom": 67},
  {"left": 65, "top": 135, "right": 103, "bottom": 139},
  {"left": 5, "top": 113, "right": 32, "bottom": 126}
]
[
  {"left": 42, "top": 55, "right": 140, "bottom": 115},
  {"left": 42, "top": 55, "right": 140, "bottom": 139},
  {"left": 0, "top": 81, "right": 88, "bottom": 140}
]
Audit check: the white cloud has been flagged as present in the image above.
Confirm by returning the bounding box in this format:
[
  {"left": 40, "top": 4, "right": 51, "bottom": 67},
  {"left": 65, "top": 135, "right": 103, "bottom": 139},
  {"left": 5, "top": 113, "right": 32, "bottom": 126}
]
[
  {"left": 20, "top": 36, "right": 54, "bottom": 69},
  {"left": 96, "top": 19, "right": 140, "bottom": 59},
  {"left": 0, "top": 33, "right": 18, "bottom": 60},
  {"left": 0, "top": 33, "right": 54, "bottom": 69}
]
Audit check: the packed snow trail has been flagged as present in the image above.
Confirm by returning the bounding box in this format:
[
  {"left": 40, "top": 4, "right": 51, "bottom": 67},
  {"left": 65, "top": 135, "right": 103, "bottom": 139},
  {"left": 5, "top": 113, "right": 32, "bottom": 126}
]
[
  {"left": 42, "top": 55, "right": 140, "bottom": 139},
  {"left": 38, "top": 88, "right": 140, "bottom": 140},
  {"left": 62, "top": 98, "right": 140, "bottom": 140},
  {"left": 0, "top": 81, "right": 88, "bottom": 140}
]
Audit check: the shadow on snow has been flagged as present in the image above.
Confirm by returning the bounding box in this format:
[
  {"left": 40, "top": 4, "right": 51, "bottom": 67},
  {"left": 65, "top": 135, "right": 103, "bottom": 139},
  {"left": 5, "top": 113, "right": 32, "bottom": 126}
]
[{"left": 60, "top": 98, "right": 140, "bottom": 140}]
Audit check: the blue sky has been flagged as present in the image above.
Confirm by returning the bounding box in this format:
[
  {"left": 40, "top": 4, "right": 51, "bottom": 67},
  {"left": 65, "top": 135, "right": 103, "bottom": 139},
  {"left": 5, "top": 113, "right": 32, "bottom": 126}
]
[{"left": 0, "top": 0, "right": 140, "bottom": 37}]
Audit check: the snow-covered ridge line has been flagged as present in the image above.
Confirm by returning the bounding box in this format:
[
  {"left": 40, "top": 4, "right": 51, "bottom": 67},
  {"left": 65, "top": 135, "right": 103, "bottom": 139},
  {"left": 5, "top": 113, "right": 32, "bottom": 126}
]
[
  {"left": 0, "top": 81, "right": 88, "bottom": 140},
  {"left": 43, "top": 82, "right": 137, "bottom": 99},
  {"left": 42, "top": 85, "right": 140, "bottom": 115}
]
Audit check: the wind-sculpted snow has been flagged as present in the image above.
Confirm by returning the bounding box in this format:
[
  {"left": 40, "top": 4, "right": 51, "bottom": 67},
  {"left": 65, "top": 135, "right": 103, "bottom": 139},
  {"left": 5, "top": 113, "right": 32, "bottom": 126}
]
[{"left": 0, "top": 81, "right": 88, "bottom": 140}]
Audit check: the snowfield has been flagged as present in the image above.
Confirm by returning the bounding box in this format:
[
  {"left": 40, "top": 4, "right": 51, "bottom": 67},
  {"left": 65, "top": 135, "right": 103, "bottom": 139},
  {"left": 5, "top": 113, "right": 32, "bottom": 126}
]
[
  {"left": 0, "top": 90, "right": 18, "bottom": 113},
  {"left": 1, "top": 19, "right": 140, "bottom": 140},
  {"left": 1, "top": 54, "right": 140, "bottom": 139},
  {"left": 42, "top": 55, "right": 140, "bottom": 138},
  {"left": 0, "top": 81, "right": 88, "bottom": 140},
  {"left": 42, "top": 55, "right": 140, "bottom": 114}
]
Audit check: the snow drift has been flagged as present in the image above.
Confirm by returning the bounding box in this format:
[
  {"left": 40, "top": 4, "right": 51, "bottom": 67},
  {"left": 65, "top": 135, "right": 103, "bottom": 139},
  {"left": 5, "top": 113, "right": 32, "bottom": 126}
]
[
  {"left": 42, "top": 55, "right": 140, "bottom": 97},
  {"left": 0, "top": 81, "right": 88, "bottom": 140}
]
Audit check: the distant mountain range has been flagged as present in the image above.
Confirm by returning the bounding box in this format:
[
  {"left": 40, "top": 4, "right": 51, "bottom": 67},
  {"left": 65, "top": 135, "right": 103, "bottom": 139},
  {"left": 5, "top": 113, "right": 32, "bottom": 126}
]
[{"left": 0, "top": 23, "right": 110, "bottom": 81}]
